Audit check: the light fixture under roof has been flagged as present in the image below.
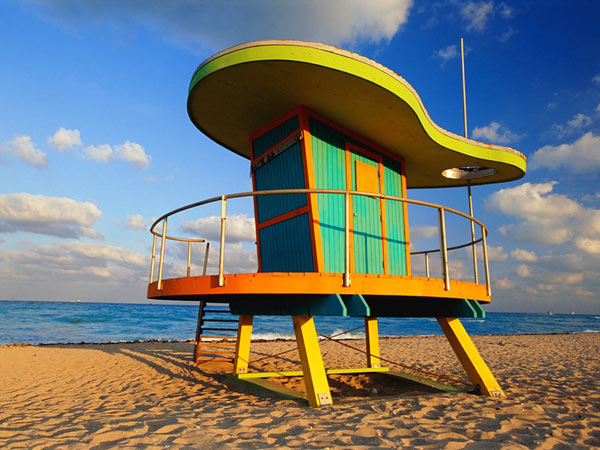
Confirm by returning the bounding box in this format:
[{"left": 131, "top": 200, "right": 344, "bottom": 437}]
[{"left": 441, "top": 166, "right": 497, "bottom": 180}]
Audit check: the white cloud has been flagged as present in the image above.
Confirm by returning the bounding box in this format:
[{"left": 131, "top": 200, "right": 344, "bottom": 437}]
[
  {"left": 575, "top": 288, "right": 595, "bottom": 297},
  {"left": 480, "top": 245, "right": 508, "bottom": 262},
  {"left": 553, "top": 272, "right": 583, "bottom": 284},
  {"left": 433, "top": 44, "right": 458, "bottom": 64},
  {"left": 511, "top": 248, "right": 538, "bottom": 262},
  {"left": 409, "top": 225, "right": 438, "bottom": 242},
  {"left": 47, "top": 127, "right": 83, "bottom": 151},
  {"left": 2, "top": 136, "right": 48, "bottom": 167},
  {"left": 0, "top": 193, "right": 102, "bottom": 239},
  {"left": 531, "top": 132, "right": 600, "bottom": 172},
  {"left": 81, "top": 141, "right": 150, "bottom": 168},
  {"left": 27, "top": 0, "right": 413, "bottom": 50},
  {"left": 83, "top": 144, "right": 113, "bottom": 162},
  {"left": 0, "top": 241, "right": 145, "bottom": 283},
  {"left": 125, "top": 214, "right": 147, "bottom": 231},
  {"left": 472, "top": 121, "right": 523, "bottom": 144},
  {"left": 516, "top": 264, "right": 531, "bottom": 277},
  {"left": 460, "top": 1, "right": 494, "bottom": 32},
  {"left": 495, "top": 277, "right": 514, "bottom": 289},
  {"left": 114, "top": 141, "right": 150, "bottom": 169},
  {"left": 597, "top": 103, "right": 600, "bottom": 113},
  {"left": 487, "top": 182, "right": 600, "bottom": 247},
  {"left": 547, "top": 113, "right": 593, "bottom": 139},
  {"left": 498, "top": 26, "right": 517, "bottom": 42},
  {"left": 498, "top": 2, "right": 513, "bottom": 18},
  {"left": 181, "top": 214, "right": 255, "bottom": 244},
  {"left": 593, "top": 74, "right": 600, "bottom": 85},
  {"left": 575, "top": 237, "right": 600, "bottom": 255},
  {"left": 205, "top": 242, "right": 257, "bottom": 275}
]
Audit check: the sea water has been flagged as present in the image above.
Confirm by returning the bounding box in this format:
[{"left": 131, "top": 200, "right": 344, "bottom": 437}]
[{"left": 0, "top": 300, "right": 598, "bottom": 346}]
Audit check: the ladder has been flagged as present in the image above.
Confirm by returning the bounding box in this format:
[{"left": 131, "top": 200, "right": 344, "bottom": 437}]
[{"left": 193, "top": 300, "right": 239, "bottom": 363}]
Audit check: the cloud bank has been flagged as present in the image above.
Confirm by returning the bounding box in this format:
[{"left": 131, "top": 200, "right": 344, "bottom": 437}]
[
  {"left": 27, "top": 0, "right": 414, "bottom": 50},
  {"left": 0, "top": 193, "right": 102, "bottom": 239}
]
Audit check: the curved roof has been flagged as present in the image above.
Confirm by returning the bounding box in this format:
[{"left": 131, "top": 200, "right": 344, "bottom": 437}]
[{"left": 187, "top": 40, "right": 526, "bottom": 188}]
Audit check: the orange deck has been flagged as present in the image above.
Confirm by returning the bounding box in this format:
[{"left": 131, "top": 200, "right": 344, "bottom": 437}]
[{"left": 148, "top": 272, "right": 490, "bottom": 303}]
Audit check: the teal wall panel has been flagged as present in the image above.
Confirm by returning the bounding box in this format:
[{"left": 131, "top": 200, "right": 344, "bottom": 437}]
[
  {"left": 252, "top": 114, "right": 299, "bottom": 158},
  {"left": 309, "top": 117, "right": 346, "bottom": 273},
  {"left": 383, "top": 158, "right": 408, "bottom": 275},
  {"left": 254, "top": 142, "right": 307, "bottom": 222},
  {"left": 258, "top": 213, "right": 314, "bottom": 272}
]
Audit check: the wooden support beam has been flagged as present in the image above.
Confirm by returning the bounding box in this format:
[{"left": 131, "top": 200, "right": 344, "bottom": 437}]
[
  {"left": 437, "top": 317, "right": 504, "bottom": 397},
  {"left": 193, "top": 300, "right": 205, "bottom": 364},
  {"left": 292, "top": 316, "right": 332, "bottom": 407},
  {"left": 365, "top": 317, "right": 381, "bottom": 368},
  {"left": 233, "top": 315, "right": 253, "bottom": 375}
]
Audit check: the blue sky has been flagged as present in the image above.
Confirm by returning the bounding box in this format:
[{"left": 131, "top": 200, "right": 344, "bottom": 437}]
[{"left": 1, "top": 1, "right": 599, "bottom": 313}]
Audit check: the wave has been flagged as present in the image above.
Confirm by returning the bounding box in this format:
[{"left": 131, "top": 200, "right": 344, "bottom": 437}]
[{"left": 252, "top": 332, "right": 295, "bottom": 341}]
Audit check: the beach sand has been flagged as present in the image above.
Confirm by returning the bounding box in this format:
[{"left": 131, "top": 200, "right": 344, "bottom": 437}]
[{"left": 1, "top": 333, "right": 599, "bottom": 449}]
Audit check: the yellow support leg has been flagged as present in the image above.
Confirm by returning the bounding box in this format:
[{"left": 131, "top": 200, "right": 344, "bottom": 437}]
[
  {"left": 233, "top": 315, "right": 253, "bottom": 375},
  {"left": 365, "top": 317, "right": 381, "bottom": 368},
  {"left": 292, "top": 316, "right": 332, "bottom": 407},
  {"left": 437, "top": 317, "right": 505, "bottom": 397}
]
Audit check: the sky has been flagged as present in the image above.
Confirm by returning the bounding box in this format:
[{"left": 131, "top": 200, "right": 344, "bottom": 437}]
[{"left": 1, "top": 1, "right": 599, "bottom": 314}]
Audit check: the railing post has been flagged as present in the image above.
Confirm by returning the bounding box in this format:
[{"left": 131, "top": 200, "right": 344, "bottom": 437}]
[
  {"left": 425, "top": 252, "right": 430, "bottom": 278},
  {"left": 158, "top": 218, "right": 167, "bottom": 291},
  {"left": 187, "top": 241, "right": 192, "bottom": 277},
  {"left": 438, "top": 208, "right": 450, "bottom": 290},
  {"left": 218, "top": 196, "right": 227, "bottom": 287},
  {"left": 481, "top": 225, "right": 491, "bottom": 296},
  {"left": 149, "top": 234, "right": 157, "bottom": 283},
  {"left": 344, "top": 191, "right": 351, "bottom": 287},
  {"left": 468, "top": 181, "right": 479, "bottom": 284},
  {"left": 203, "top": 242, "right": 210, "bottom": 276}
]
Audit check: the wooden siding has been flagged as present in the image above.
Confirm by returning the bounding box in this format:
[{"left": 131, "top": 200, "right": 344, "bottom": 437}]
[
  {"left": 252, "top": 114, "right": 299, "bottom": 158},
  {"left": 383, "top": 157, "right": 408, "bottom": 275},
  {"left": 309, "top": 115, "right": 407, "bottom": 275},
  {"left": 348, "top": 151, "right": 383, "bottom": 274},
  {"left": 309, "top": 117, "right": 346, "bottom": 273},
  {"left": 254, "top": 141, "right": 307, "bottom": 223},
  {"left": 258, "top": 213, "right": 315, "bottom": 272}
]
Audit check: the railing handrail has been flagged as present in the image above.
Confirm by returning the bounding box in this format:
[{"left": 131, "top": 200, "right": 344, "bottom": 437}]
[
  {"left": 148, "top": 189, "right": 491, "bottom": 296},
  {"left": 150, "top": 189, "right": 488, "bottom": 235}
]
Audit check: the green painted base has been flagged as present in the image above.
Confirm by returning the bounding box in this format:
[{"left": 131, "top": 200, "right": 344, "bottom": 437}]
[
  {"left": 229, "top": 369, "right": 468, "bottom": 403},
  {"left": 228, "top": 294, "right": 484, "bottom": 318}
]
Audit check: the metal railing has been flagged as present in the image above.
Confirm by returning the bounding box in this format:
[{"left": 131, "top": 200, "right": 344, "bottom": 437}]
[{"left": 149, "top": 189, "right": 491, "bottom": 296}]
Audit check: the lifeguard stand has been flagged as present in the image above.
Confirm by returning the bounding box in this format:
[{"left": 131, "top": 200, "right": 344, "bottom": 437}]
[{"left": 148, "top": 41, "right": 526, "bottom": 407}]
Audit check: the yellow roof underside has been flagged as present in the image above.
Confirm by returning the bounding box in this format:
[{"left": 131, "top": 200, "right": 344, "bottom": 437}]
[{"left": 188, "top": 40, "right": 526, "bottom": 188}]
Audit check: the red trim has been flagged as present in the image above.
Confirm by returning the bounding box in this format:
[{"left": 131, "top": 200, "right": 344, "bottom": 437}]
[
  {"left": 256, "top": 206, "right": 309, "bottom": 230},
  {"left": 304, "top": 107, "right": 405, "bottom": 166},
  {"left": 249, "top": 106, "right": 303, "bottom": 142}
]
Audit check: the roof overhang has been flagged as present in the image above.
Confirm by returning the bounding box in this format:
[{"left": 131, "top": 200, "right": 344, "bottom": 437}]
[{"left": 187, "top": 40, "right": 526, "bottom": 188}]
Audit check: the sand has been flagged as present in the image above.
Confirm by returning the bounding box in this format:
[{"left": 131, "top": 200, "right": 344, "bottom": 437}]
[{"left": 1, "top": 333, "right": 599, "bottom": 449}]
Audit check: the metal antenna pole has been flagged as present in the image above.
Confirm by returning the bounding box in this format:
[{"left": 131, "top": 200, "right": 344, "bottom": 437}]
[
  {"left": 462, "top": 38, "right": 479, "bottom": 284},
  {"left": 461, "top": 38, "right": 468, "bottom": 138}
]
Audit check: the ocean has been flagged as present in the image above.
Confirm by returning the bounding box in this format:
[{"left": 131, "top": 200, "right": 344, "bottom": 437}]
[{"left": 0, "top": 300, "right": 598, "bottom": 346}]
